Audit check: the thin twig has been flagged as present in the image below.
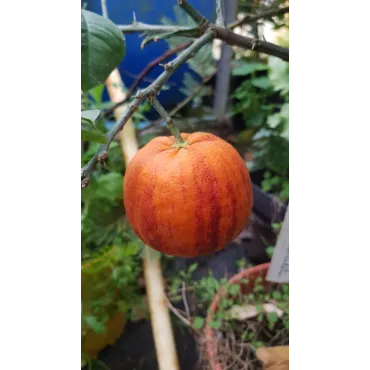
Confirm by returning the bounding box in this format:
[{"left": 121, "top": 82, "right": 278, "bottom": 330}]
[
  {"left": 101, "top": 0, "right": 108, "bottom": 18},
  {"left": 117, "top": 6, "right": 289, "bottom": 36},
  {"left": 229, "top": 6, "right": 289, "bottom": 29},
  {"left": 104, "top": 41, "right": 192, "bottom": 118},
  {"left": 146, "top": 71, "right": 216, "bottom": 129},
  {"left": 118, "top": 22, "right": 199, "bottom": 36},
  {"left": 114, "top": 3, "right": 288, "bottom": 62},
  {"left": 170, "top": 72, "right": 215, "bottom": 115},
  {"left": 182, "top": 282, "right": 191, "bottom": 321},
  {"left": 213, "top": 25, "right": 289, "bottom": 61},
  {"left": 177, "top": 0, "right": 208, "bottom": 26},
  {"left": 216, "top": 0, "right": 226, "bottom": 27},
  {"left": 81, "top": 31, "right": 214, "bottom": 186},
  {"left": 150, "top": 97, "right": 188, "bottom": 147},
  {"left": 165, "top": 295, "right": 191, "bottom": 327}
]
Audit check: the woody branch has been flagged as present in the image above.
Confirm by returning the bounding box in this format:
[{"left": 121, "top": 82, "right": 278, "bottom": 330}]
[
  {"left": 81, "top": 31, "right": 214, "bottom": 187},
  {"left": 81, "top": 0, "right": 289, "bottom": 187}
]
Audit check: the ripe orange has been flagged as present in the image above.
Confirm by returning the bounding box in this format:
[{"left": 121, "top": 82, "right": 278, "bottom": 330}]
[{"left": 124, "top": 132, "right": 253, "bottom": 257}]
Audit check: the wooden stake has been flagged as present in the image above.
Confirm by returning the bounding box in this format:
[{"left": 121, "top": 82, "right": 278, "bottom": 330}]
[{"left": 105, "top": 69, "right": 180, "bottom": 370}]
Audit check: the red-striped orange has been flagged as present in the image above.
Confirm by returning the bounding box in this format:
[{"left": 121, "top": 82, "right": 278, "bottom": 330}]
[{"left": 123, "top": 132, "right": 253, "bottom": 257}]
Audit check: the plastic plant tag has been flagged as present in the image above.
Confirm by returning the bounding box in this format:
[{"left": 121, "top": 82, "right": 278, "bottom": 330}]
[{"left": 266, "top": 206, "right": 289, "bottom": 283}]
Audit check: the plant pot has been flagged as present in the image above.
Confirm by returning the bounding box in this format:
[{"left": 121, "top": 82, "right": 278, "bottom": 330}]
[
  {"left": 204, "top": 263, "right": 273, "bottom": 370},
  {"left": 81, "top": 247, "right": 126, "bottom": 359},
  {"left": 248, "top": 168, "right": 288, "bottom": 224}
]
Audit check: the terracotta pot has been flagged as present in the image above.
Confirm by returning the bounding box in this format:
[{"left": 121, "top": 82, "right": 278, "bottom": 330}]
[
  {"left": 81, "top": 247, "right": 125, "bottom": 359},
  {"left": 205, "top": 263, "right": 271, "bottom": 370}
]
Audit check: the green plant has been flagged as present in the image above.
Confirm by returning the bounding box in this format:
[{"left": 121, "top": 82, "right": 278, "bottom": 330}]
[
  {"left": 232, "top": 55, "right": 289, "bottom": 202},
  {"left": 167, "top": 261, "right": 289, "bottom": 355},
  {"left": 81, "top": 9, "right": 126, "bottom": 145},
  {"left": 261, "top": 170, "right": 289, "bottom": 201}
]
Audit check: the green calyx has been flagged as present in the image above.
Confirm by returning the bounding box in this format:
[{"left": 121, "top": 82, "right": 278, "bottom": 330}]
[{"left": 172, "top": 141, "right": 190, "bottom": 149}]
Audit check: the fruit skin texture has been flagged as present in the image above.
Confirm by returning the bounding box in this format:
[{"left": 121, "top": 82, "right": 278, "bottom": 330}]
[{"left": 123, "top": 132, "right": 253, "bottom": 257}]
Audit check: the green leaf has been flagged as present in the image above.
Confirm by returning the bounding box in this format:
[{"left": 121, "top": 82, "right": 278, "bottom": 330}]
[
  {"left": 248, "top": 112, "right": 265, "bottom": 127},
  {"left": 209, "top": 320, "right": 222, "bottom": 329},
  {"left": 267, "top": 113, "right": 281, "bottom": 129},
  {"left": 141, "top": 30, "right": 181, "bottom": 49},
  {"left": 267, "top": 311, "right": 278, "bottom": 324},
  {"left": 229, "top": 284, "right": 240, "bottom": 296},
  {"left": 80, "top": 116, "right": 108, "bottom": 144},
  {"left": 266, "top": 246, "right": 275, "bottom": 259},
  {"left": 232, "top": 62, "right": 268, "bottom": 76},
  {"left": 192, "top": 316, "right": 204, "bottom": 329},
  {"left": 84, "top": 316, "right": 105, "bottom": 334},
  {"left": 81, "top": 127, "right": 107, "bottom": 144},
  {"left": 251, "top": 77, "right": 271, "bottom": 89},
  {"left": 81, "top": 10, "right": 126, "bottom": 92},
  {"left": 272, "top": 291, "right": 282, "bottom": 300},
  {"left": 81, "top": 109, "right": 101, "bottom": 123},
  {"left": 88, "top": 84, "right": 105, "bottom": 107},
  {"left": 248, "top": 293, "right": 255, "bottom": 301},
  {"left": 94, "top": 172, "right": 123, "bottom": 200},
  {"left": 268, "top": 56, "right": 289, "bottom": 96},
  {"left": 188, "top": 263, "right": 198, "bottom": 274},
  {"left": 161, "top": 10, "right": 215, "bottom": 77}
]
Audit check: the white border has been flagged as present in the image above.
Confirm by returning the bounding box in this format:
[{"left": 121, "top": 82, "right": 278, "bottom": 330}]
[
  {"left": 290, "top": 1, "right": 370, "bottom": 369},
  {"left": 1, "top": 1, "right": 370, "bottom": 369},
  {"left": 1, "top": 1, "right": 81, "bottom": 369}
]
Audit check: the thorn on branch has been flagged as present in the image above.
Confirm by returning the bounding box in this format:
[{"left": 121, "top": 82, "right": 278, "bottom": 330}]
[
  {"left": 252, "top": 39, "right": 259, "bottom": 50},
  {"left": 134, "top": 90, "right": 145, "bottom": 99},
  {"left": 164, "top": 62, "right": 173, "bottom": 71},
  {"left": 81, "top": 176, "right": 91, "bottom": 188},
  {"left": 97, "top": 151, "right": 108, "bottom": 162}
]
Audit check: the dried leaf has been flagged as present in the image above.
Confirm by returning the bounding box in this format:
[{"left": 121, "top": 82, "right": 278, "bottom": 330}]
[
  {"left": 257, "top": 346, "right": 289, "bottom": 370},
  {"left": 226, "top": 303, "right": 284, "bottom": 321}
]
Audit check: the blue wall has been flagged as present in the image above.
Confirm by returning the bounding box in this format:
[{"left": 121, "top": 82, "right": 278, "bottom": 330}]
[{"left": 83, "top": 0, "right": 215, "bottom": 108}]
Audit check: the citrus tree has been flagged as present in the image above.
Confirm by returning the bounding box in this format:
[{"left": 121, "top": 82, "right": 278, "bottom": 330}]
[
  {"left": 81, "top": 1, "right": 289, "bottom": 367},
  {"left": 81, "top": 0, "right": 288, "bottom": 187}
]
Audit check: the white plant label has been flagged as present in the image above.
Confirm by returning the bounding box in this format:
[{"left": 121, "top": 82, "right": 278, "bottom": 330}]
[{"left": 266, "top": 206, "right": 289, "bottom": 283}]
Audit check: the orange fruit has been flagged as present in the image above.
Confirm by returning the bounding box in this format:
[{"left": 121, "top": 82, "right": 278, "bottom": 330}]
[{"left": 124, "top": 132, "right": 253, "bottom": 257}]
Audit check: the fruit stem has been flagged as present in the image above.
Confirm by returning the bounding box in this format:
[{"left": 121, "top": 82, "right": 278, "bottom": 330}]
[
  {"left": 166, "top": 118, "right": 189, "bottom": 148},
  {"left": 150, "top": 97, "right": 189, "bottom": 148}
]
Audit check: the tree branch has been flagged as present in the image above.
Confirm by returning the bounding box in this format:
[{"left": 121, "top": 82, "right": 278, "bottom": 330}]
[
  {"left": 118, "top": 22, "right": 198, "bottom": 35},
  {"left": 216, "top": 0, "right": 226, "bottom": 26},
  {"left": 150, "top": 97, "right": 188, "bottom": 147},
  {"left": 101, "top": 0, "right": 108, "bottom": 19},
  {"left": 82, "top": 1, "right": 289, "bottom": 187},
  {"left": 104, "top": 41, "right": 192, "bottom": 118},
  {"left": 229, "top": 6, "right": 289, "bottom": 29},
  {"left": 135, "top": 71, "right": 215, "bottom": 133},
  {"left": 169, "top": 72, "right": 215, "bottom": 117},
  {"left": 213, "top": 25, "right": 289, "bottom": 61},
  {"left": 81, "top": 31, "right": 214, "bottom": 186},
  {"left": 177, "top": 0, "right": 209, "bottom": 26},
  {"left": 114, "top": 3, "right": 288, "bottom": 62}
]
